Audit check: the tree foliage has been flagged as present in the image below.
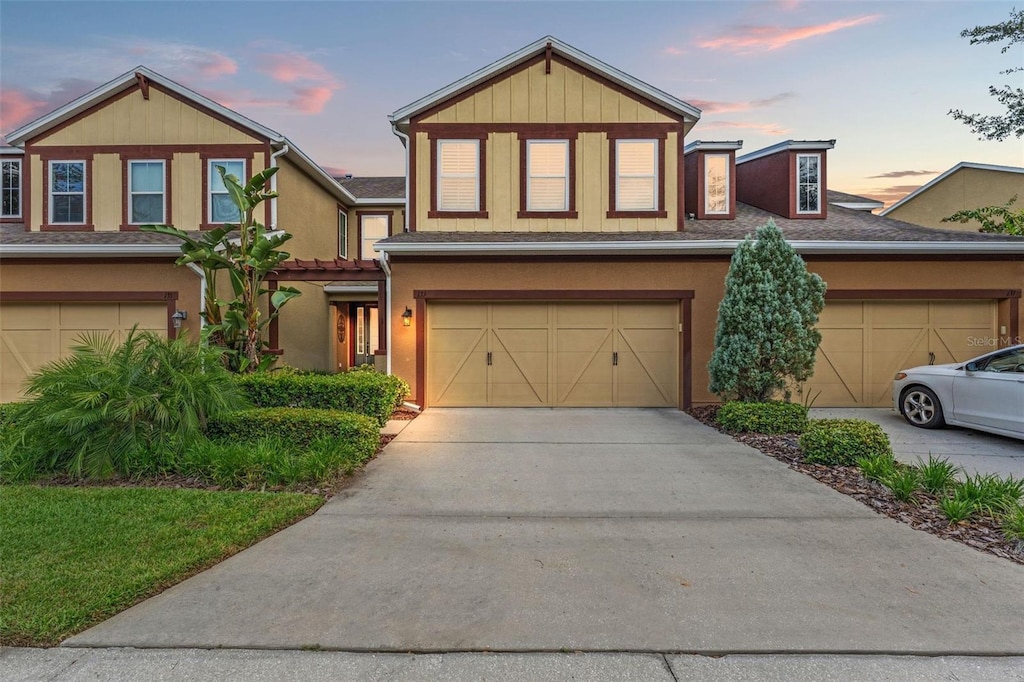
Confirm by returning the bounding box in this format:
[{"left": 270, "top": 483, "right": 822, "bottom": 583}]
[
  {"left": 948, "top": 8, "right": 1024, "bottom": 141},
  {"left": 943, "top": 194, "right": 1024, "bottom": 236},
  {"left": 708, "top": 220, "right": 827, "bottom": 402},
  {"left": 141, "top": 166, "right": 300, "bottom": 372}
]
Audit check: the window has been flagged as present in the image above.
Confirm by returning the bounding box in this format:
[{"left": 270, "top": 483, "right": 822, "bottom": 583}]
[
  {"left": 128, "top": 160, "right": 165, "bottom": 224},
  {"left": 208, "top": 159, "right": 245, "bottom": 223},
  {"left": 615, "top": 140, "right": 657, "bottom": 211},
  {"left": 49, "top": 161, "right": 86, "bottom": 224},
  {"left": 526, "top": 140, "right": 569, "bottom": 211},
  {"left": 797, "top": 154, "right": 821, "bottom": 214},
  {"left": 338, "top": 209, "right": 348, "bottom": 259},
  {"left": 436, "top": 140, "right": 479, "bottom": 212},
  {"left": 1, "top": 159, "right": 20, "bottom": 218},
  {"left": 359, "top": 213, "right": 389, "bottom": 260},
  {"left": 704, "top": 154, "right": 729, "bottom": 215}
]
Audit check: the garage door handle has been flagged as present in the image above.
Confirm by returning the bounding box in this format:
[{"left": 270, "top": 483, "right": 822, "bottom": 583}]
[
  {"left": 487, "top": 351, "right": 492, "bottom": 366},
  {"left": 612, "top": 351, "right": 618, "bottom": 366},
  {"left": 928, "top": 352, "right": 935, "bottom": 366}
]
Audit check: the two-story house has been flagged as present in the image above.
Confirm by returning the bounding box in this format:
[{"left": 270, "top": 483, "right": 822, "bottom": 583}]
[{"left": 3, "top": 37, "right": 1023, "bottom": 409}]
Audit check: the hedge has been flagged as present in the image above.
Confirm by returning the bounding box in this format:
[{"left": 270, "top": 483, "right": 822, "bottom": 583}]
[
  {"left": 234, "top": 371, "right": 409, "bottom": 427},
  {"left": 206, "top": 407, "right": 379, "bottom": 455},
  {"left": 716, "top": 400, "right": 808, "bottom": 434},
  {"left": 799, "top": 418, "right": 892, "bottom": 466}
]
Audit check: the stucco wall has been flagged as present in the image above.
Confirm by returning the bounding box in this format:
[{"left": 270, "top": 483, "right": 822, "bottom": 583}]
[{"left": 886, "top": 167, "right": 1024, "bottom": 231}]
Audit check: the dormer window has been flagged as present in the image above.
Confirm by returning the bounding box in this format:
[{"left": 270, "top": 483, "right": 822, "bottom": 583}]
[
  {"left": 797, "top": 154, "right": 821, "bottom": 214},
  {"left": 704, "top": 154, "right": 729, "bottom": 215}
]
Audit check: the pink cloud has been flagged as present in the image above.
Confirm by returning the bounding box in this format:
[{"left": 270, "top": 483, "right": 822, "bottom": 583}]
[
  {"left": 663, "top": 46, "right": 687, "bottom": 56},
  {"left": 0, "top": 88, "right": 48, "bottom": 133},
  {"left": 196, "top": 53, "right": 238, "bottom": 78},
  {"left": 699, "top": 15, "right": 880, "bottom": 53},
  {"left": 321, "top": 165, "right": 351, "bottom": 177},
  {"left": 698, "top": 120, "right": 792, "bottom": 135},
  {"left": 257, "top": 52, "right": 337, "bottom": 86},
  {"left": 689, "top": 92, "right": 795, "bottom": 114},
  {"left": 290, "top": 86, "right": 334, "bottom": 114}
]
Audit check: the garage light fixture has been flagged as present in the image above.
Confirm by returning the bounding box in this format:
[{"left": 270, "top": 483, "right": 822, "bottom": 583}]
[
  {"left": 402, "top": 307, "right": 413, "bottom": 327},
  {"left": 171, "top": 310, "right": 188, "bottom": 329}
]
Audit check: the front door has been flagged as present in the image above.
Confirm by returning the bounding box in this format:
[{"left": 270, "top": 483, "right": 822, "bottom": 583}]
[{"left": 352, "top": 304, "right": 379, "bottom": 368}]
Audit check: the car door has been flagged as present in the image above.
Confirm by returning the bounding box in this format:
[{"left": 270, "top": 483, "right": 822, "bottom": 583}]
[{"left": 951, "top": 348, "right": 1024, "bottom": 435}]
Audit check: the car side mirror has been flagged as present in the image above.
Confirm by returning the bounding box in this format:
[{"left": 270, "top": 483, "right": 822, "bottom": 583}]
[{"left": 965, "top": 362, "right": 979, "bottom": 372}]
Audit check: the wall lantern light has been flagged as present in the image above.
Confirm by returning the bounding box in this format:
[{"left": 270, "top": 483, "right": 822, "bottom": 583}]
[
  {"left": 402, "top": 307, "right": 413, "bottom": 327},
  {"left": 171, "top": 310, "right": 188, "bottom": 329}
]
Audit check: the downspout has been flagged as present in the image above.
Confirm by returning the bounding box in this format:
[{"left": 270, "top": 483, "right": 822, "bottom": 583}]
[
  {"left": 269, "top": 143, "right": 289, "bottom": 228},
  {"left": 379, "top": 251, "right": 393, "bottom": 375},
  {"left": 185, "top": 263, "right": 206, "bottom": 330},
  {"left": 389, "top": 121, "right": 411, "bottom": 231}
]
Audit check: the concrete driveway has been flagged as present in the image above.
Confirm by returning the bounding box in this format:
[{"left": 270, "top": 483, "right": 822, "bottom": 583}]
[
  {"left": 811, "top": 408, "right": 1024, "bottom": 479},
  {"left": 67, "top": 409, "right": 1024, "bottom": 654}
]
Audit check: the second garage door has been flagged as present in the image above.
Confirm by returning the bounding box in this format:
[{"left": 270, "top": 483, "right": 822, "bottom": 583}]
[
  {"left": 806, "top": 300, "right": 998, "bottom": 407},
  {"left": 0, "top": 302, "right": 168, "bottom": 402},
  {"left": 427, "top": 301, "right": 679, "bottom": 407}
]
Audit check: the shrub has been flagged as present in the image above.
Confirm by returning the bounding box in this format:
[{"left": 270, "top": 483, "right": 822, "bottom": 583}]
[
  {"left": 883, "top": 468, "right": 921, "bottom": 503},
  {"left": 234, "top": 371, "right": 408, "bottom": 426},
  {"left": 954, "top": 473, "right": 1023, "bottom": 516},
  {"left": 939, "top": 494, "right": 975, "bottom": 524},
  {"left": 179, "top": 435, "right": 372, "bottom": 489},
  {"left": 1000, "top": 505, "right": 1024, "bottom": 544},
  {"left": 917, "top": 455, "right": 960, "bottom": 495},
  {"left": 206, "top": 407, "right": 379, "bottom": 455},
  {"left": 0, "top": 403, "right": 27, "bottom": 430},
  {"left": 799, "top": 419, "right": 891, "bottom": 466},
  {"left": 708, "top": 220, "right": 827, "bottom": 402},
  {"left": 715, "top": 400, "right": 808, "bottom": 434},
  {"left": 3, "top": 330, "right": 244, "bottom": 481},
  {"left": 857, "top": 453, "right": 897, "bottom": 483}
]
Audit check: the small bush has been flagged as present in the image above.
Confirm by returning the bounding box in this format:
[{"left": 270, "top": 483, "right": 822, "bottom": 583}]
[
  {"left": 883, "top": 468, "right": 921, "bottom": 503},
  {"left": 917, "top": 455, "right": 959, "bottom": 495},
  {"left": 940, "top": 494, "right": 975, "bottom": 524},
  {"left": 206, "top": 407, "right": 379, "bottom": 455},
  {"left": 1000, "top": 505, "right": 1024, "bottom": 543},
  {"left": 715, "top": 401, "right": 808, "bottom": 434},
  {"left": 799, "top": 419, "right": 891, "bottom": 466},
  {"left": 857, "top": 453, "right": 897, "bottom": 483},
  {"left": 234, "top": 370, "right": 409, "bottom": 426},
  {"left": 954, "top": 473, "right": 1023, "bottom": 516}
]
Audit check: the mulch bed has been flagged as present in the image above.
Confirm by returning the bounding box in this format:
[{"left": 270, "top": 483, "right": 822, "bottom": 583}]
[{"left": 688, "top": 405, "right": 1024, "bottom": 566}]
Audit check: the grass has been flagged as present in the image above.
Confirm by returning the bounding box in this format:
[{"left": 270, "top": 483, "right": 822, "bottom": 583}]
[{"left": 0, "top": 485, "right": 322, "bottom": 647}]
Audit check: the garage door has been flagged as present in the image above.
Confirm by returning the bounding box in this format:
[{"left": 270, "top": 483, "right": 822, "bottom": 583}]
[
  {"left": 0, "top": 302, "right": 168, "bottom": 402},
  {"left": 427, "top": 302, "right": 679, "bottom": 407},
  {"left": 806, "top": 300, "right": 997, "bottom": 407}
]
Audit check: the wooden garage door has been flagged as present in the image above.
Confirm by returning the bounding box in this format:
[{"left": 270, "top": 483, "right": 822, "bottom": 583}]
[
  {"left": 806, "top": 300, "right": 997, "bottom": 407},
  {"left": 0, "top": 302, "right": 167, "bottom": 402},
  {"left": 427, "top": 302, "right": 678, "bottom": 407}
]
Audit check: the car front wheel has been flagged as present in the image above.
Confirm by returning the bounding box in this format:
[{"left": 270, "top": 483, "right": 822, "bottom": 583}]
[{"left": 900, "top": 386, "right": 945, "bottom": 429}]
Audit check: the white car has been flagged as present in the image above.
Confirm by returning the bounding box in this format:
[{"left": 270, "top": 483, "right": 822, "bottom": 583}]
[{"left": 893, "top": 344, "right": 1024, "bottom": 440}]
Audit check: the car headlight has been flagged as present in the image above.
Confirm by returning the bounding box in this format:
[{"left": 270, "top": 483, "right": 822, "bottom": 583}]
[{"left": 894, "top": 372, "right": 908, "bottom": 380}]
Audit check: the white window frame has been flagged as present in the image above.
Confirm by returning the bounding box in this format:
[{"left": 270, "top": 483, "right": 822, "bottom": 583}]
[
  {"left": 436, "top": 139, "right": 480, "bottom": 212},
  {"left": 703, "top": 153, "right": 730, "bottom": 215},
  {"left": 359, "top": 213, "right": 389, "bottom": 260},
  {"left": 1, "top": 158, "right": 21, "bottom": 218},
  {"left": 526, "top": 139, "right": 569, "bottom": 212},
  {"left": 796, "top": 153, "right": 821, "bottom": 214},
  {"left": 338, "top": 209, "right": 348, "bottom": 259},
  {"left": 48, "top": 160, "right": 87, "bottom": 225},
  {"left": 207, "top": 158, "right": 245, "bottom": 224},
  {"left": 128, "top": 160, "right": 166, "bottom": 224},
  {"left": 615, "top": 139, "right": 658, "bottom": 211}
]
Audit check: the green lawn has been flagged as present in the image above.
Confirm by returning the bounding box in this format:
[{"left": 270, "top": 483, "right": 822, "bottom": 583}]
[{"left": 0, "top": 485, "right": 322, "bottom": 646}]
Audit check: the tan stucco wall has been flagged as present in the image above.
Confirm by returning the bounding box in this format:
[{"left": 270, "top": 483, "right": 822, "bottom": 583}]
[
  {"left": 887, "top": 168, "right": 1024, "bottom": 231},
  {"left": 388, "top": 258, "right": 1024, "bottom": 407},
  {"left": 275, "top": 156, "right": 345, "bottom": 260},
  {"left": 34, "top": 87, "right": 260, "bottom": 146},
  {"left": 420, "top": 59, "right": 674, "bottom": 125},
  {"left": 276, "top": 281, "right": 333, "bottom": 371},
  {"left": 0, "top": 261, "right": 203, "bottom": 340},
  {"left": 414, "top": 130, "right": 679, "bottom": 232}
]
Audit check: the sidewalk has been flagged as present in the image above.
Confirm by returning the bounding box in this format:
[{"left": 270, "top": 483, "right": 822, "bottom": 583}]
[{"left": 5, "top": 648, "right": 1024, "bottom": 682}]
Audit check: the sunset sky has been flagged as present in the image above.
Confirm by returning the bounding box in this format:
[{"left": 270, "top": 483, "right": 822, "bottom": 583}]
[{"left": 2, "top": 1, "right": 1021, "bottom": 206}]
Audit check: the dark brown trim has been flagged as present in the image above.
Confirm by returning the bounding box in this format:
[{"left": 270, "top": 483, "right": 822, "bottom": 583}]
[
  {"left": 1011, "top": 299, "right": 1020, "bottom": 343},
  {"left": 377, "top": 279, "right": 387, "bottom": 352},
  {"left": 517, "top": 135, "right": 578, "bottom": 219},
  {"left": 356, "top": 211, "right": 393, "bottom": 260},
  {"left": 682, "top": 297, "right": 692, "bottom": 410},
  {"left": 40, "top": 156, "right": 94, "bottom": 231},
  {"left": 607, "top": 137, "right": 667, "bottom": 219},
  {"left": 0, "top": 290, "right": 179, "bottom": 338},
  {"left": 264, "top": 142, "right": 273, "bottom": 228},
  {"left": 408, "top": 130, "right": 417, "bottom": 231},
  {"left": 544, "top": 41, "right": 552, "bottom": 74},
  {"left": 415, "top": 296, "right": 426, "bottom": 407},
  {"left": 120, "top": 155, "right": 173, "bottom": 230},
  {"left": 824, "top": 289, "right": 1021, "bottom": 300},
  {"left": 337, "top": 203, "right": 349, "bottom": 259},
  {"left": 420, "top": 122, "right": 679, "bottom": 137},
  {"left": 413, "top": 289, "right": 695, "bottom": 300},
  {"left": 201, "top": 155, "right": 250, "bottom": 230},
  {"left": 135, "top": 72, "right": 150, "bottom": 100},
  {"left": 268, "top": 269, "right": 384, "bottom": 282},
  {"left": 677, "top": 132, "right": 686, "bottom": 231},
  {"left": 427, "top": 136, "right": 488, "bottom": 219}
]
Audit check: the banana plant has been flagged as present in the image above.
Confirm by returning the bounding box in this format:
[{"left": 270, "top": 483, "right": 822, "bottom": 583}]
[{"left": 141, "top": 165, "right": 301, "bottom": 372}]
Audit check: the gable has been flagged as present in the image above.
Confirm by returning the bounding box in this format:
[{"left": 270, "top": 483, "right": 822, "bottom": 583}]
[
  {"left": 417, "top": 56, "right": 677, "bottom": 125},
  {"left": 31, "top": 84, "right": 264, "bottom": 147}
]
